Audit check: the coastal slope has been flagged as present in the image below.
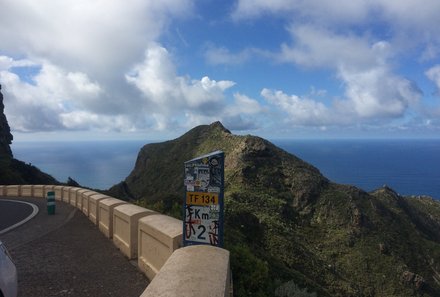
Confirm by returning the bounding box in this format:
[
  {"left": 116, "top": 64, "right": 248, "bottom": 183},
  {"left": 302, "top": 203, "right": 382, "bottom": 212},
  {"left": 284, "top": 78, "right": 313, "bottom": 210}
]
[{"left": 109, "top": 122, "right": 440, "bottom": 297}]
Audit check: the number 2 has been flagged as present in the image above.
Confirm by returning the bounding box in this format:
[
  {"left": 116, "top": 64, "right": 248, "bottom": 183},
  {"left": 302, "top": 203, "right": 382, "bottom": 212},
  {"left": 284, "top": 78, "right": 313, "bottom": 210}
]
[{"left": 197, "top": 225, "right": 206, "bottom": 240}]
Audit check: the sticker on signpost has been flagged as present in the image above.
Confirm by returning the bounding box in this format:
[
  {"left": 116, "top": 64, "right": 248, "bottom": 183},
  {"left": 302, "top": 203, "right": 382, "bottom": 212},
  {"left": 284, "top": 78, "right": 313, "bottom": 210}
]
[
  {"left": 183, "top": 151, "right": 224, "bottom": 247},
  {"left": 184, "top": 204, "right": 220, "bottom": 245}
]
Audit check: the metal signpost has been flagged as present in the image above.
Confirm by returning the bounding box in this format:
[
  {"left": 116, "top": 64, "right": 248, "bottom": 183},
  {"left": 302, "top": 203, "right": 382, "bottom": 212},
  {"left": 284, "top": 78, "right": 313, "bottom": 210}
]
[{"left": 183, "top": 150, "right": 224, "bottom": 247}]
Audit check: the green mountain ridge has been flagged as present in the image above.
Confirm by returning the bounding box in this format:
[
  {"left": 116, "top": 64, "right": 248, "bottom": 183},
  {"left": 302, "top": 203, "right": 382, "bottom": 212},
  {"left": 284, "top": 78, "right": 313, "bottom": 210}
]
[{"left": 109, "top": 121, "right": 440, "bottom": 297}]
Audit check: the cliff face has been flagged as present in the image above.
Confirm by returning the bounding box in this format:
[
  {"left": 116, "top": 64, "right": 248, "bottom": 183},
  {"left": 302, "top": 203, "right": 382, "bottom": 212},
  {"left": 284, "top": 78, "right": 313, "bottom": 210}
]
[
  {"left": 109, "top": 122, "right": 440, "bottom": 297},
  {"left": 0, "top": 85, "right": 13, "bottom": 158},
  {"left": 0, "top": 84, "right": 58, "bottom": 185}
]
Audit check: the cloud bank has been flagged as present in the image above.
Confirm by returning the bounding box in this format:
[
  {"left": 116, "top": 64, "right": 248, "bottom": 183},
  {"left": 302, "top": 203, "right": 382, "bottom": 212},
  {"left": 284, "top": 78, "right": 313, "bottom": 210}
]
[
  {"left": 0, "top": 0, "right": 439, "bottom": 138},
  {"left": 229, "top": 0, "right": 437, "bottom": 132},
  {"left": 0, "top": 0, "right": 266, "bottom": 135}
]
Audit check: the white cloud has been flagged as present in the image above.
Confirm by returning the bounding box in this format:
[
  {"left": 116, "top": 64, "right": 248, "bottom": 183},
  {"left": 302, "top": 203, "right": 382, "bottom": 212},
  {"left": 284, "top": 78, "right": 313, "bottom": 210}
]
[
  {"left": 279, "top": 25, "right": 386, "bottom": 70},
  {"left": 1, "top": 0, "right": 437, "bottom": 137},
  {"left": 228, "top": 2, "right": 434, "bottom": 128},
  {"left": 231, "top": 0, "right": 440, "bottom": 29},
  {"left": 273, "top": 25, "right": 422, "bottom": 122},
  {"left": 426, "top": 65, "right": 440, "bottom": 93},
  {"left": 204, "top": 45, "right": 253, "bottom": 65},
  {"left": 220, "top": 93, "right": 264, "bottom": 130},
  {"left": 231, "top": 0, "right": 370, "bottom": 24},
  {"left": 232, "top": 0, "right": 440, "bottom": 62},
  {"left": 261, "top": 88, "right": 338, "bottom": 126},
  {"left": 59, "top": 111, "right": 136, "bottom": 131},
  {"left": 230, "top": 93, "right": 263, "bottom": 115},
  {"left": 0, "top": 59, "right": 105, "bottom": 131},
  {"left": 228, "top": 1, "right": 433, "bottom": 129},
  {"left": 203, "top": 44, "right": 272, "bottom": 66},
  {"left": 261, "top": 60, "right": 421, "bottom": 127},
  {"left": 66, "top": 73, "right": 102, "bottom": 95},
  {"left": 378, "top": 0, "right": 440, "bottom": 31},
  {"left": 0, "top": 0, "right": 196, "bottom": 133},
  {"left": 0, "top": 56, "right": 37, "bottom": 70},
  {"left": 0, "top": 0, "right": 193, "bottom": 73},
  {"left": 125, "top": 44, "right": 236, "bottom": 116},
  {"left": 340, "top": 67, "right": 421, "bottom": 118},
  {"left": 125, "top": 44, "right": 264, "bottom": 130},
  {"left": 1, "top": 41, "right": 263, "bottom": 134}
]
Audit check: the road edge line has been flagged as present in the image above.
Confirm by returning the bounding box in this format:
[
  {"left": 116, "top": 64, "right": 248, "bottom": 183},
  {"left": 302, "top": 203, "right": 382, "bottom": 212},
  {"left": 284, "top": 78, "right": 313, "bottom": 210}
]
[{"left": 0, "top": 200, "right": 39, "bottom": 235}]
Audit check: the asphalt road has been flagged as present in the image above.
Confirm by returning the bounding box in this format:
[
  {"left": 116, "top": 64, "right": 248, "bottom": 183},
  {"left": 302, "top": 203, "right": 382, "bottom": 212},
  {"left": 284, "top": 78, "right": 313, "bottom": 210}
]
[
  {"left": 0, "top": 199, "right": 36, "bottom": 232},
  {"left": 0, "top": 197, "right": 148, "bottom": 297}
]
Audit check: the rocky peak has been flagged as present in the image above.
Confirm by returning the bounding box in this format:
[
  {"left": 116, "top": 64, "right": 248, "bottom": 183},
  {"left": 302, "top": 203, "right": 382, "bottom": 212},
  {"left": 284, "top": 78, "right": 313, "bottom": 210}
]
[
  {"left": 209, "top": 121, "right": 231, "bottom": 134},
  {"left": 0, "top": 84, "right": 13, "bottom": 158}
]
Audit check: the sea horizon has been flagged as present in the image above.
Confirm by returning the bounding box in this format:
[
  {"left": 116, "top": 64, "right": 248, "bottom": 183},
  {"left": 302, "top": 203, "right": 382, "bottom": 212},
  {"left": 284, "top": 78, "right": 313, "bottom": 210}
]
[{"left": 11, "top": 138, "right": 440, "bottom": 200}]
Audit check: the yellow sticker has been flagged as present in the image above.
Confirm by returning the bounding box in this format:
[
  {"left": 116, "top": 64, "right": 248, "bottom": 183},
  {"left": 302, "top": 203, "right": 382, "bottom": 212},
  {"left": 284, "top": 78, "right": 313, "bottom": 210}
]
[{"left": 186, "top": 192, "right": 219, "bottom": 206}]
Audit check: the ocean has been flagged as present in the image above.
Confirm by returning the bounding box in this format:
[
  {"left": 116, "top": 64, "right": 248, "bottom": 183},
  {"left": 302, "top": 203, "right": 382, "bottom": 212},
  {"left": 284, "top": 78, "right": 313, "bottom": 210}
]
[
  {"left": 272, "top": 139, "right": 440, "bottom": 199},
  {"left": 11, "top": 140, "right": 145, "bottom": 190},
  {"left": 11, "top": 139, "right": 440, "bottom": 199}
]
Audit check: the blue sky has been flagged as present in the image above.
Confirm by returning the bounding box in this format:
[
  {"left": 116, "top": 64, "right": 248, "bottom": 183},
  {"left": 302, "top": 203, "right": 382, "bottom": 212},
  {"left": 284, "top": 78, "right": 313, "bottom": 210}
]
[{"left": 1, "top": 0, "right": 440, "bottom": 141}]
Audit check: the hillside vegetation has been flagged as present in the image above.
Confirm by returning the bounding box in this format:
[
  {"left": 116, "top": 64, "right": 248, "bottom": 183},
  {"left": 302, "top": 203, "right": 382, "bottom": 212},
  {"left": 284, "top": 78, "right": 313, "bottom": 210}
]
[{"left": 109, "top": 122, "right": 440, "bottom": 297}]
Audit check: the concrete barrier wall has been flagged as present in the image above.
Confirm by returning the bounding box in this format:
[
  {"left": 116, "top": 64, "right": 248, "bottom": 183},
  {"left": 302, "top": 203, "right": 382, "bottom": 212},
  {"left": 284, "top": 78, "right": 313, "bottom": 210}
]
[
  {"left": 81, "top": 190, "right": 98, "bottom": 216},
  {"left": 138, "top": 214, "right": 182, "bottom": 280},
  {"left": 53, "top": 186, "right": 64, "bottom": 201},
  {"left": 69, "top": 188, "right": 80, "bottom": 207},
  {"left": 63, "top": 186, "right": 71, "bottom": 203},
  {"left": 44, "top": 185, "right": 55, "bottom": 198},
  {"left": 72, "top": 188, "right": 86, "bottom": 209},
  {"left": 67, "top": 187, "right": 81, "bottom": 207},
  {"left": 21, "top": 185, "right": 33, "bottom": 197},
  {"left": 0, "top": 185, "right": 232, "bottom": 297},
  {"left": 76, "top": 189, "right": 88, "bottom": 210},
  {"left": 33, "top": 185, "right": 45, "bottom": 198},
  {"left": 98, "top": 198, "right": 128, "bottom": 238},
  {"left": 113, "top": 204, "right": 156, "bottom": 259},
  {"left": 5, "top": 185, "right": 20, "bottom": 196},
  {"left": 88, "top": 194, "right": 110, "bottom": 225},
  {"left": 140, "top": 245, "right": 231, "bottom": 297}
]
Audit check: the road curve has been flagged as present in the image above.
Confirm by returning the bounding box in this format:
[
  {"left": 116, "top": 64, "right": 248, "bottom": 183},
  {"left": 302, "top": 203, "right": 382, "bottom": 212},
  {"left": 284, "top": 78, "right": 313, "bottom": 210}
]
[
  {"left": 1, "top": 197, "right": 148, "bottom": 297},
  {"left": 0, "top": 199, "right": 39, "bottom": 235}
]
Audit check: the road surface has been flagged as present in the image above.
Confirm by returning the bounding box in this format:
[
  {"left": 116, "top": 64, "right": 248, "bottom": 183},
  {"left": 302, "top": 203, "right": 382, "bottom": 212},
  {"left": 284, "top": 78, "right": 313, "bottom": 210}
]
[
  {"left": 0, "top": 197, "right": 148, "bottom": 297},
  {"left": 0, "top": 199, "right": 38, "bottom": 234}
]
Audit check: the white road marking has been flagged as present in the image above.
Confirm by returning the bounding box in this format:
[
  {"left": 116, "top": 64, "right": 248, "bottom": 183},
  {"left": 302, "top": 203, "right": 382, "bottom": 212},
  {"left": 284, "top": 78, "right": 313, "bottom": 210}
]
[{"left": 0, "top": 200, "right": 39, "bottom": 235}]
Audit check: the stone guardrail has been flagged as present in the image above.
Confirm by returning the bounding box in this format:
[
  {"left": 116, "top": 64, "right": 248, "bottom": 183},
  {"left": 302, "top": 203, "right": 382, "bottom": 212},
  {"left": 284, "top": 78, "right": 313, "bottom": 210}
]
[{"left": 0, "top": 185, "right": 232, "bottom": 297}]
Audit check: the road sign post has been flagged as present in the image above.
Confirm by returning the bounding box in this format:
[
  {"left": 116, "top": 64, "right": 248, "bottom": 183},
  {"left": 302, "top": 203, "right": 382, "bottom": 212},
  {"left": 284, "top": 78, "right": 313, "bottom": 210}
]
[{"left": 183, "top": 151, "right": 224, "bottom": 247}]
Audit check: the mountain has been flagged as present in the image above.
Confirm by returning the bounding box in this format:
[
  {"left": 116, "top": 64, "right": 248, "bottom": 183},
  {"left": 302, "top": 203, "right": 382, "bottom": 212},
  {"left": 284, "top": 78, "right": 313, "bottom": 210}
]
[
  {"left": 0, "top": 84, "right": 13, "bottom": 158},
  {"left": 0, "top": 85, "right": 58, "bottom": 185},
  {"left": 110, "top": 122, "right": 440, "bottom": 297}
]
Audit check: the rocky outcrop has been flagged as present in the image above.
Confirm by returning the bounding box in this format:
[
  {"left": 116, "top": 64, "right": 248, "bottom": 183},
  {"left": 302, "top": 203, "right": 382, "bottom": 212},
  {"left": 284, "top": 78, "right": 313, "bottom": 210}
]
[
  {"left": 0, "top": 84, "right": 13, "bottom": 158},
  {"left": 402, "top": 271, "right": 426, "bottom": 290},
  {"left": 379, "top": 243, "right": 389, "bottom": 255}
]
